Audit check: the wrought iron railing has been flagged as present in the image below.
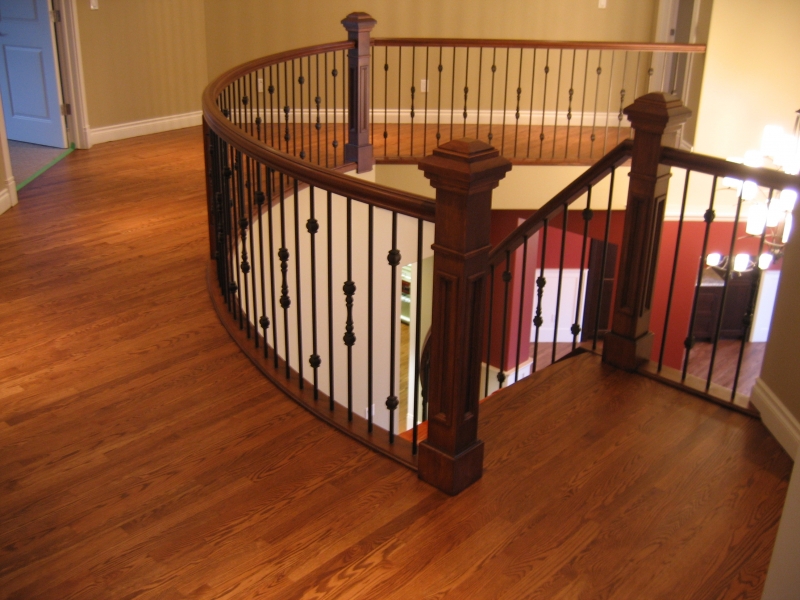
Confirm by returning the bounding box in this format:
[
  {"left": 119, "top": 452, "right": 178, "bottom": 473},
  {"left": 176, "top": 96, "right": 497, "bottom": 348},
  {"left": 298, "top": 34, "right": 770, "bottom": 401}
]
[{"left": 203, "top": 12, "right": 798, "bottom": 494}]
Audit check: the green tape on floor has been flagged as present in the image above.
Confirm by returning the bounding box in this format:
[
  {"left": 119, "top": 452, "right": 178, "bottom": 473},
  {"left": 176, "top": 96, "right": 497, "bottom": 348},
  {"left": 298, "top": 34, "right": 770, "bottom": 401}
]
[{"left": 16, "top": 143, "right": 75, "bottom": 191}]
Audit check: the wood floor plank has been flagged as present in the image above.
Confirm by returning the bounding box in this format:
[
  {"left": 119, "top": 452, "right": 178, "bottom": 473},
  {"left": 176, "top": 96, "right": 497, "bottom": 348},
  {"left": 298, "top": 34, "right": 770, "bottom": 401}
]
[{"left": 0, "top": 127, "right": 792, "bottom": 599}]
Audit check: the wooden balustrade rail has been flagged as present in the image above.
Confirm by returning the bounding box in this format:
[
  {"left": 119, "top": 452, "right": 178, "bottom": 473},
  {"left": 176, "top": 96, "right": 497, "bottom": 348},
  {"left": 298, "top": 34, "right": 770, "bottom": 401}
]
[{"left": 373, "top": 38, "right": 707, "bottom": 52}]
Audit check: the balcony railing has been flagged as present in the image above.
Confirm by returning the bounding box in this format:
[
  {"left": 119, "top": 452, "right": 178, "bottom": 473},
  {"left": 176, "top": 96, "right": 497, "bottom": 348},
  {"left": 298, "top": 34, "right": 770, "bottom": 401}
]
[{"left": 202, "top": 13, "right": 798, "bottom": 494}]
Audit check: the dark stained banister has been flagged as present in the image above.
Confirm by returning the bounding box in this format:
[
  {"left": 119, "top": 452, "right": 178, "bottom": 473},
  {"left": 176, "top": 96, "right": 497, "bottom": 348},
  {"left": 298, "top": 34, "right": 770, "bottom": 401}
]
[{"left": 204, "top": 12, "right": 790, "bottom": 494}]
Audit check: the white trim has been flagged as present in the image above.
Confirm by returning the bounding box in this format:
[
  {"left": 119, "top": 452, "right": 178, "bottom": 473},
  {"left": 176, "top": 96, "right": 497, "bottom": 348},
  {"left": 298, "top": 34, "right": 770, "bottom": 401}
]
[
  {"left": 480, "top": 359, "right": 534, "bottom": 398},
  {"left": 0, "top": 98, "right": 18, "bottom": 210},
  {"left": 751, "top": 377, "right": 800, "bottom": 458},
  {"left": 54, "top": 0, "right": 91, "bottom": 149},
  {"left": 0, "top": 186, "right": 11, "bottom": 216},
  {"left": 88, "top": 111, "right": 203, "bottom": 146}
]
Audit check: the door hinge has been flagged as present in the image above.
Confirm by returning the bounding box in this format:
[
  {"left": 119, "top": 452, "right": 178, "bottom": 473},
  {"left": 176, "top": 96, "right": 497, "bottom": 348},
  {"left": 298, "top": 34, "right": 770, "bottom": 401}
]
[
  {"left": 61, "top": 103, "right": 71, "bottom": 116},
  {"left": 50, "top": 9, "right": 61, "bottom": 23}
]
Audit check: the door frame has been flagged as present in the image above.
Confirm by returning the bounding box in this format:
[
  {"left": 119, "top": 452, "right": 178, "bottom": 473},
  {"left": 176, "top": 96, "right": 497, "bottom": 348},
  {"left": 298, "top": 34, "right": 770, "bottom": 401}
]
[
  {"left": 52, "top": 0, "right": 90, "bottom": 149},
  {"left": 0, "top": 0, "right": 89, "bottom": 214}
]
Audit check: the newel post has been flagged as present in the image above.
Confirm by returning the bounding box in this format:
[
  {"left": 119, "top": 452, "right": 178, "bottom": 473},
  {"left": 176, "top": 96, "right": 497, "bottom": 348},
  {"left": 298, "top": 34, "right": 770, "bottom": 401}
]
[
  {"left": 603, "top": 93, "right": 691, "bottom": 370},
  {"left": 341, "top": 12, "right": 376, "bottom": 173},
  {"left": 418, "top": 140, "right": 512, "bottom": 495}
]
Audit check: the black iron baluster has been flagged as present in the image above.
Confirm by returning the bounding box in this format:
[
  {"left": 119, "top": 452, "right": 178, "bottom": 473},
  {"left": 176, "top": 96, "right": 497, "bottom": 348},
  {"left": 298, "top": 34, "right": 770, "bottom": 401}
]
[
  {"left": 682, "top": 177, "right": 718, "bottom": 381},
  {"left": 578, "top": 49, "right": 590, "bottom": 159},
  {"left": 410, "top": 46, "right": 416, "bottom": 156},
  {"left": 462, "top": 47, "right": 470, "bottom": 137},
  {"left": 397, "top": 46, "right": 403, "bottom": 156},
  {"left": 255, "top": 166, "right": 269, "bottom": 359},
  {"left": 234, "top": 151, "right": 247, "bottom": 330},
  {"left": 500, "top": 47, "right": 510, "bottom": 155},
  {"left": 526, "top": 48, "right": 537, "bottom": 158},
  {"left": 532, "top": 220, "right": 549, "bottom": 373},
  {"left": 315, "top": 54, "right": 322, "bottom": 164},
  {"left": 412, "top": 218, "right": 424, "bottom": 453},
  {"left": 476, "top": 47, "right": 483, "bottom": 139},
  {"left": 658, "top": 171, "right": 690, "bottom": 372},
  {"left": 423, "top": 46, "right": 430, "bottom": 156},
  {"left": 513, "top": 48, "right": 523, "bottom": 158},
  {"left": 283, "top": 63, "right": 291, "bottom": 155},
  {"left": 298, "top": 61, "right": 306, "bottom": 160},
  {"left": 565, "top": 49, "right": 576, "bottom": 160},
  {"left": 278, "top": 173, "right": 291, "bottom": 379},
  {"left": 732, "top": 190, "right": 774, "bottom": 399},
  {"left": 436, "top": 47, "right": 443, "bottom": 147},
  {"left": 616, "top": 51, "right": 629, "bottom": 145},
  {"left": 552, "top": 207, "right": 569, "bottom": 364},
  {"left": 497, "top": 251, "right": 512, "bottom": 388},
  {"left": 341, "top": 50, "right": 347, "bottom": 164},
  {"left": 266, "top": 168, "right": 279, "bottom": 367},
  {"left": 551, "top": 49, "right": 563, "bottom": 159},
  {"left": 488, "top": 48, "right": 496, "bottom": 147},
  {"left": 247, "top": 157, "right": 258, "bottom": 345},
  {"left": 383, "top": 46, "right": 389, "bottom": 156},
  {"left": 602, "top": 51, "right": 616, "bottom": 155},
  {"left": 633, "top": 52, "right": 642, "bottom": 104},
  {"left": 590, "top": 51, "right": 602, "bottom": 158},
  {"left": 449, "top": 46, "right": 456, "bottom": 142},
  {"left": 291, "top": 60, "right": 298, "bottom": 156},
  {"left": 593, "top": 167, "right": 615, "bottom": 351},
  {"left": 226, "top": 144, "right": 239, "bottom": 320},
  {"left": 268, "top": 65, "right": 276, "bottom": 148},
  {"left": 293, "top": 178, "right": 304, "bottom": 388},
  {"left": 514, "top": 235, "right": 529, "bottom": 382},
  {"left": 367, "top": 204, "right": 374, "bottom": 431},
  {"left": 307, "top": 55, "right": 313, "bottom": 162},
  {"left": 245, "top": 74, "right": 252, "bottom": 136},
  {"left": 327, "top": 190, "right": 335, "bottom": 411},
  {"left": 705, "top": 184, "right": 746, "bottom": 392},
  {"left": 325, "top": 53, "right": 330, "bottom": 168},
  {"left": 572, "top": 186, "right": 593, "bottom": 350},
  {"left": 371, "top": 46, "right": 375, "bottom": 150},
  {"left": 538, "top": 49, "right": 550, "bottom": 159},
  {"left": 343, "top": 197, "right": 356, "bottom": 422},
  {"left": 386, "top": 212, "right": 401, "bottom": 441},
  {"left": 307, "top": 186, "right": 321, "bottom": 397},
  {"left": 332, "top": 60, "right": 339, "bottom": 166},
  {"left": 484, "top": 264, "right": 495, "bottom": 397}
]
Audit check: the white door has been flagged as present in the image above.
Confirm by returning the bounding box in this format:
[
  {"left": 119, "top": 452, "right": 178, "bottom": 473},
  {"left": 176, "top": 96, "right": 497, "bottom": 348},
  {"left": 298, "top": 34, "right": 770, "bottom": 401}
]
[
  {"left": 0, "top": 0, "right": 67, "bottom": 147},
  {"left": 531, "top": 269, "right": 589, "bottom": 344}
]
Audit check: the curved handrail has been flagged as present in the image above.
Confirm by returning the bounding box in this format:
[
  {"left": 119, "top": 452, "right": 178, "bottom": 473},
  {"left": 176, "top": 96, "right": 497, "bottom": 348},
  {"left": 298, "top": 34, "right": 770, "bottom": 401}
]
[
  {"left": 374, "top": 38, "right": 706, "bottom": 53},
  {"left": 488, "top": 139, "right": 633, "bottom": 265},
  {"left": 202, "top": 42, "right": 437, "bottom": 222}
]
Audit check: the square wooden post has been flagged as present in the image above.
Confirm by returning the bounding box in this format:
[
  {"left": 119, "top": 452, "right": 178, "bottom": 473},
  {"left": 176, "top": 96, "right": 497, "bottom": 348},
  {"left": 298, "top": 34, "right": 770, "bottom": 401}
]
[
  {"left": 418, "top": 140, "right": 511, "bottom": 495},
  {"left": 603, "top": 93, "right": 691, "bottom": 370},
  {"left": 341, "top": 12, "right": 376, "bottom": 173}
]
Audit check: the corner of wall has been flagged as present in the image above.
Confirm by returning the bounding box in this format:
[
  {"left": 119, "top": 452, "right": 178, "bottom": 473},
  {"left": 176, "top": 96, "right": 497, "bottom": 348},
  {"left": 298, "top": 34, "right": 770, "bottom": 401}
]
[{"left": 751, "top": 377, "right": 800, "bottom": 459}]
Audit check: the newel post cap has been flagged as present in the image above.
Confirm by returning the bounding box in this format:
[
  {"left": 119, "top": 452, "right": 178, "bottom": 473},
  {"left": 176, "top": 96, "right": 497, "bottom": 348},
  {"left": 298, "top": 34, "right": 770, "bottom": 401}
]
[
  {"left": 418, "top": 139, "right": 512, "bottom": 195},
  {"left": 341, "top": 12, "right": 377, "bottom": 35},
  {"left": 623, "top": 92, "right": 692, "bottom": 135}
]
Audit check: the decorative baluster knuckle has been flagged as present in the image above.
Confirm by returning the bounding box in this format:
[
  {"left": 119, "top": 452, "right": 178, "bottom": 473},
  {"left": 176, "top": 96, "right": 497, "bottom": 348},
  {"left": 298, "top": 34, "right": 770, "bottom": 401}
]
[
  {"left": 387, "top": 248, "right": 401, "bottom": 266},
  {"left": 306, "top": 218, "right": 319, "bottom": 234},
  {"left": 259, "top": 315, "right": 270, "bottom": 330},
  {"left": 309, "top": 354, "right": 322, "bottom": 368},
  {"left": 342, "top": 279, "right": 356, "bottom": 346}
]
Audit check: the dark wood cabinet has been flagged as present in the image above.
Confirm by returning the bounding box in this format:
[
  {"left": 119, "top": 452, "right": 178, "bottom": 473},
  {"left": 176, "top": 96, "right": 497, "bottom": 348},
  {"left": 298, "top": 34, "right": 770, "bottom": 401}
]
[{"left": 693, "top": 268, "right": 757, "bottom": 341}]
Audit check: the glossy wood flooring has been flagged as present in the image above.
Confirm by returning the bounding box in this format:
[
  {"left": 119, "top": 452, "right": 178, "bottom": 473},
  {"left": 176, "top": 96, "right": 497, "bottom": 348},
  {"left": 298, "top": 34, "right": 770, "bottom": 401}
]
[{"left": 0, "top": 128, "right": 792, "bottom": 599}]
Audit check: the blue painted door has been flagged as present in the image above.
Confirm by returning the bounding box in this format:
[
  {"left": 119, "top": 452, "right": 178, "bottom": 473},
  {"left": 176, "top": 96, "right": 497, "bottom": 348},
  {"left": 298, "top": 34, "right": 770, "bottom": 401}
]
[{"left": 0, "top": 0, "right": 67, "bottom": 148}]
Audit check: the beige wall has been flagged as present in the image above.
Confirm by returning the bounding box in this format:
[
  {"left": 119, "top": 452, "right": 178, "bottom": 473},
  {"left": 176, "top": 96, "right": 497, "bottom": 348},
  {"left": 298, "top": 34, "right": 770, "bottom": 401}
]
[
  {"left": 693, "top": 0, "right": 800, "bottom": 159},
  {"left": 204, "top": 0, "right": 660, "bottom": 81},
  {"left": 77, "top": 0, "right": 208, "bottom": 129}
]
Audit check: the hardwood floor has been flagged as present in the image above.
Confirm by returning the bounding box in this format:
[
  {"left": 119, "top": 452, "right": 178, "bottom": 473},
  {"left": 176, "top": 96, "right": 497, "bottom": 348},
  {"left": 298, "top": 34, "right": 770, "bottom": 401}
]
[{"left": 0, "top": 128, "right": 792, "bottom": 599}]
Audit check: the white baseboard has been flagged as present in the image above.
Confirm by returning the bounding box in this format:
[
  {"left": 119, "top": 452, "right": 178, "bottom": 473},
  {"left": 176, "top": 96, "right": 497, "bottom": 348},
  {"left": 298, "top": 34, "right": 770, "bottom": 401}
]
[
  {"left": 0, "top": 186, "right": 11, "bottom": 216},
  {"left": 480, "top": 359, "right": 534, "bottom": 398},
  {"left": 751, "top": 377, "right": 800, "bottom": 459},
  {"left": 88, "top": 111, "right": 203, "bottom": 146}
]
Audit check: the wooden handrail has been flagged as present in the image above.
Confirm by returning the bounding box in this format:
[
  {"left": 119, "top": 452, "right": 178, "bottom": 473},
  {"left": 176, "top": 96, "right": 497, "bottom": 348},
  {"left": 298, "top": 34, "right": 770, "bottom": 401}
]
[
  {"left": 660, "top": 146, "right": 800, "bottom": 191},
  {"left": 487, "top": 139, "right": 633, "bottom": 265},
  {"left": 202, "top": 42, "right": 437, "bottom": 222},
  {"left": 373, "top": 38, "right": 706, "bottom": 53}
]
